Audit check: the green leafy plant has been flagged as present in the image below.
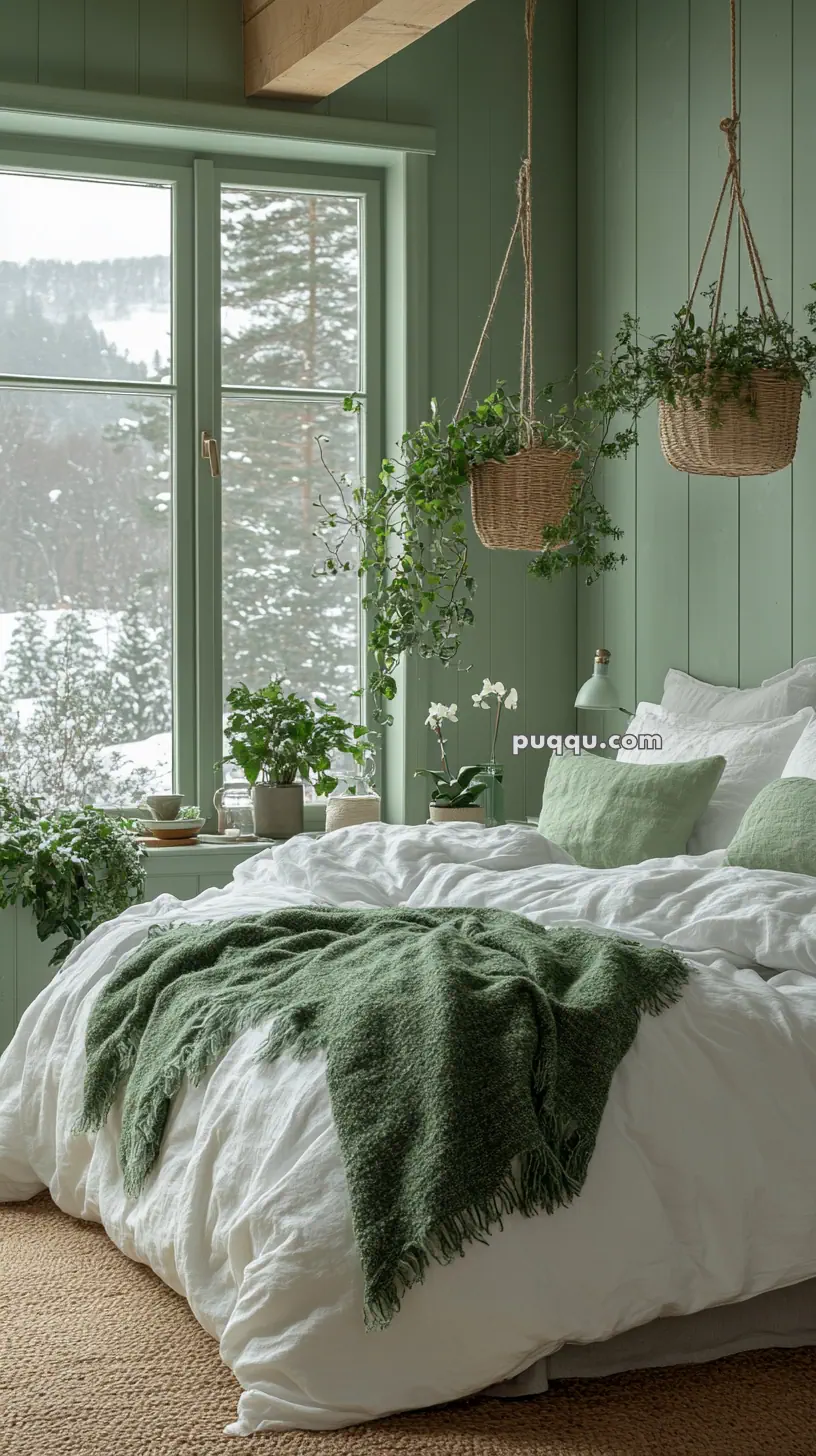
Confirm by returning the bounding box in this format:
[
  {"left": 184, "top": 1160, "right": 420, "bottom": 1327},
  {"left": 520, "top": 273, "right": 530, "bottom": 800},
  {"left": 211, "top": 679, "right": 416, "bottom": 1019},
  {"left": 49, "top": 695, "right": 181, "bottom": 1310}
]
[
  {"left": 611, "top": 290, "right": 816, "bottom": 421},
  {"left": 218, "top": 678, "right": 373, "bottom": 798},
  {"left": 415, "top": 701, "right": 489, "bottom": 808},
  {"left": 315, "top": 339, "right": 638, "bottom": 719},
  {"left": 0, "top": 782, "right": 145, "bottom": 965},
  {"left": 177, "top": 805, "right": 201, "bottom": 820}
]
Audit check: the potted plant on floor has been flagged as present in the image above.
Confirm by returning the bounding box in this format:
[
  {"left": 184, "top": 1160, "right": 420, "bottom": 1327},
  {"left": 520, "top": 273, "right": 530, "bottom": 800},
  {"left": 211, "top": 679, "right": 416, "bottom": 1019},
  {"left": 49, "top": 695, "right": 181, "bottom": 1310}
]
[
  {"left": 416, "top": 702, "right": 490, "bottom": 824},
  {"left": 219, "top": 678, "right": 373, "bottom": 839}
]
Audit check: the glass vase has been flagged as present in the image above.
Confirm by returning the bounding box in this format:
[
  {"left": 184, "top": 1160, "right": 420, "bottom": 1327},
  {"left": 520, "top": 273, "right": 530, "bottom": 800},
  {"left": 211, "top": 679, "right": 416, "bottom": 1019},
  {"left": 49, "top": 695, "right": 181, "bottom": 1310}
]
[{"left": 482, "top": 760, "right": 505, "bottom": 827}]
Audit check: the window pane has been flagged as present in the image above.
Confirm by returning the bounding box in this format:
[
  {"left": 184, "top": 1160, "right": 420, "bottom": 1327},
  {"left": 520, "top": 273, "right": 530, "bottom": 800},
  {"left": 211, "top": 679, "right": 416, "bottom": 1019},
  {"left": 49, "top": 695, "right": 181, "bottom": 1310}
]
[
  {"left": 0, "top": 389, "right": 173, "bottom": 809},
  {"left": 221, "top": 188, "right": 360, "bottom": 391},
  {"left": 0, "top": 171, "right": 172, "bottom": 382},
  {"left": 221, "top": 399, "right": 360, "bottom": 723}
]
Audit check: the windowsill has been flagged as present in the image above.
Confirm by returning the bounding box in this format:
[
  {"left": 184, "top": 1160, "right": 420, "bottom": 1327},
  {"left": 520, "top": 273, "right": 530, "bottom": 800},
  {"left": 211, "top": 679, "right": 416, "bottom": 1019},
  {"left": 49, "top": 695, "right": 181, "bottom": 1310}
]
[{"left": 144, "top": 833, "right": 323, "bottom": 852}]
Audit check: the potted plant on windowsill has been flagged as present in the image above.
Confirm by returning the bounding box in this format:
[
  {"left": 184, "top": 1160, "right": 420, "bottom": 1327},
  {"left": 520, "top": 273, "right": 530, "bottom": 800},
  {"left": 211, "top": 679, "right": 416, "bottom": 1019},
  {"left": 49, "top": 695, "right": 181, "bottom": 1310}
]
[
  {"left": 219, "top": 678, "right": 373, "bottom": 840},
  {"left": 416, "top": 702, "right": 490, "bottom": 824}
]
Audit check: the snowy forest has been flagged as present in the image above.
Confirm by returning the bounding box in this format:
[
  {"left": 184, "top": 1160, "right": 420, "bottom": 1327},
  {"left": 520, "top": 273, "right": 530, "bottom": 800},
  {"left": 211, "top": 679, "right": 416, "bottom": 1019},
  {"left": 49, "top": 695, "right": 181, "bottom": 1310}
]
[{"left": 0, "top": 185, "right": 362, "bottom": 809}]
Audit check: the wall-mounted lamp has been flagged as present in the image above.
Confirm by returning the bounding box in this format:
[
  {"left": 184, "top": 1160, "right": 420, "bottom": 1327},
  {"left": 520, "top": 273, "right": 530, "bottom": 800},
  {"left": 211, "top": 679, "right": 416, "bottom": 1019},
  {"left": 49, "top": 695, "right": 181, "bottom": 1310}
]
[{"left": 575, "top": 647, "right": 624, "bottom": 711}]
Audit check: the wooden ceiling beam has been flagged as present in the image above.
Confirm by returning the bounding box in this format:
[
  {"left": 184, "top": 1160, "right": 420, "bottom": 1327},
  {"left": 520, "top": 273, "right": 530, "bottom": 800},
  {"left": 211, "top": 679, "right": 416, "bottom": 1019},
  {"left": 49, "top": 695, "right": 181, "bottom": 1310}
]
[{"left": 244, "top": 0, "right": 478, "bottom": 101}]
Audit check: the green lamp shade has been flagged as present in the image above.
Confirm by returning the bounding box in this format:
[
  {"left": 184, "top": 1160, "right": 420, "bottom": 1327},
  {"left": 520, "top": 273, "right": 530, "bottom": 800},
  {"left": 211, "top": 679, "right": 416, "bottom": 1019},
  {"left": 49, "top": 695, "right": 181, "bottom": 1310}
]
[{"left": 575, "top": 648, "right": 621, "bottom": 710}]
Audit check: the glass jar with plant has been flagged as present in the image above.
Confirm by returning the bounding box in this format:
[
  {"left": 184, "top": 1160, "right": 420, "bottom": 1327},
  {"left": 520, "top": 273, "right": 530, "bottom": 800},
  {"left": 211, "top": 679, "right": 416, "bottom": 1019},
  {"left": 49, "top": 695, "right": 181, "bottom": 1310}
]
[
  {"left": 0, "top": 780, "right": 145, "bottom": 966},
  {"left": 218, "top": 678, "right": 373, "bottom": 840},
  {"left": 415, "top": 702, "right": 490, "bottom": 825}
]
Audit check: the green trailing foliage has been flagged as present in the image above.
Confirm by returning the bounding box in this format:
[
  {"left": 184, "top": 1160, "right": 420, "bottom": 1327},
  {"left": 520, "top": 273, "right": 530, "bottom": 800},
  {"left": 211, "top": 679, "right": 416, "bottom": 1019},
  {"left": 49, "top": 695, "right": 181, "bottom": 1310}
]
[
  {"left": 218, "top": 677, "right": 373, "bottom": 797},
  {"left": 0, "top": 781, "right": 145, "bottom": 966},
  {"left": 314, "top": 338, "right": 640, "bottom": 720},
  {"left": 620, "top": 287, "right": 816, "bottom": 419}
]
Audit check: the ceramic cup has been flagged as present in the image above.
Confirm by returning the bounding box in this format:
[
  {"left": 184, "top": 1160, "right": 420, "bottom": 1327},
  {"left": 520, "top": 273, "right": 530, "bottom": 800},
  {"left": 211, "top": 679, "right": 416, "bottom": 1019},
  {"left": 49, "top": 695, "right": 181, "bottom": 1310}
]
[{"left": 145, "top": 793, "right": 184, "bottom": 821}]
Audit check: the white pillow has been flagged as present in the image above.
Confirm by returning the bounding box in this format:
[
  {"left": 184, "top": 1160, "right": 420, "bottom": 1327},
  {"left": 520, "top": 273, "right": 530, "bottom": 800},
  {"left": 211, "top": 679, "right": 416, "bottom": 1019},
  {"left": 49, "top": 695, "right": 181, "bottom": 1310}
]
[
  {"left": 782, "top": 716, "right": 816, "bottom": 779},
  {"left": 661, "top": 667, "right": 816, "bottom": 723},
  {"left": 617, "top": 702, "right": 814, "bottom": 853},
  {"left": 763, "top": 657, "right": 816, "bottom": 686}
]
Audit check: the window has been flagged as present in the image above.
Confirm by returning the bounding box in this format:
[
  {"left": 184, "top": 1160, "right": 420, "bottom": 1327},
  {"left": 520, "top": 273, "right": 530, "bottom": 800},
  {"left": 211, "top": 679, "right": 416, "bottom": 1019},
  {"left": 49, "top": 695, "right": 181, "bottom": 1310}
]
[
  {"left": 219, "top": 185, "right": 363, "bottom": 727},
  {"left": 0, "top": 153, "right": 378, "bottom": 814}
]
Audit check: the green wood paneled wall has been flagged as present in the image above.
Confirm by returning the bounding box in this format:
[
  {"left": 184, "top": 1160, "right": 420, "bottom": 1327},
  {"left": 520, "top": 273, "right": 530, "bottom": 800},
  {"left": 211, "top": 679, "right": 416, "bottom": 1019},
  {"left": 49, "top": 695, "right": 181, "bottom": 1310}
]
[
  {"left": 578, "top": 0, "right": 816, "bottom": 713},
  {"left": 0, "top": 0, "right": 578, "bottom": 824}
]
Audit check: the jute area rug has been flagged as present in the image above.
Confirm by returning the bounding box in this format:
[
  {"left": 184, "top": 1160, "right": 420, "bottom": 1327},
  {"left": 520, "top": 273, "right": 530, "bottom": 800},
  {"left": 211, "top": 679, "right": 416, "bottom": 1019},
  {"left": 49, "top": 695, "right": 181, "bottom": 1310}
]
[{"left": 2, "top": 1193, "right": 814, "bottom": 1456}]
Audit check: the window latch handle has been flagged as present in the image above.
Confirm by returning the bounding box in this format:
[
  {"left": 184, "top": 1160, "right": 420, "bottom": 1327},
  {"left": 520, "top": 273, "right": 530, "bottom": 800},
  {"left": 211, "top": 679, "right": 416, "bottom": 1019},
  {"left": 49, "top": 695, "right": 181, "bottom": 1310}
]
[{"left": 201, "top": 431, "right": 221, "bottom": 478}]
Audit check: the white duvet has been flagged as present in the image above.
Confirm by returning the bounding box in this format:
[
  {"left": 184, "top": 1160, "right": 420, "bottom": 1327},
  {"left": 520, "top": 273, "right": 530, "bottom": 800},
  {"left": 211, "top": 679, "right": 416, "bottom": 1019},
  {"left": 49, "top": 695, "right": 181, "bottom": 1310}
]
[{"left": 3, "top": 822, "right": 816, "bottom": 1434}]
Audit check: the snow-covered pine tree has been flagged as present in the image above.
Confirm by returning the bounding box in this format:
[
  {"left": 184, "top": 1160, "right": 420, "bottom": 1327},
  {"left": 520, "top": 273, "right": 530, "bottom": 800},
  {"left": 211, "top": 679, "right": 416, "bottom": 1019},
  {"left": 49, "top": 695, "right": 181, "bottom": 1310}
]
[
  {"left": 4, "top": 608, "right": 49, "bottom": 701},
  {"left": 109, "top": 599, "right": 171, "bottom": 743},
  {"left": 21, "top": 613, "right": 151, "bottom": 810}
]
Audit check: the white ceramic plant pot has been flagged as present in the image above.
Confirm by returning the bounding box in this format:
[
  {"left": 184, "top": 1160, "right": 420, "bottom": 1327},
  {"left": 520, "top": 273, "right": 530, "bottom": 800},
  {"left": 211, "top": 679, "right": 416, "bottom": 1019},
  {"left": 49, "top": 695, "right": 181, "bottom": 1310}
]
[
  {"left": 428, "top": 804, "right": 484, "bottom": 824},
  {"left": 325, "top": 795, "right": 381, "bottom": 833},
  {"left": 252, "top": 782, "right": 304, "bottom": 839}
]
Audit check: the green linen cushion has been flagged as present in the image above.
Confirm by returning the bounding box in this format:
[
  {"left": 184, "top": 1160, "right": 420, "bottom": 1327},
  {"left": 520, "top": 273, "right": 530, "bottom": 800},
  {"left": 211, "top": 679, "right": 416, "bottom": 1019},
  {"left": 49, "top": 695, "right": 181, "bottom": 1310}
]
[
  {"left": 725, "top": 776, "right": 816, "bottom": 876},
  {"left": 537, "top": 750, "right": 726, "bottom": 868}
]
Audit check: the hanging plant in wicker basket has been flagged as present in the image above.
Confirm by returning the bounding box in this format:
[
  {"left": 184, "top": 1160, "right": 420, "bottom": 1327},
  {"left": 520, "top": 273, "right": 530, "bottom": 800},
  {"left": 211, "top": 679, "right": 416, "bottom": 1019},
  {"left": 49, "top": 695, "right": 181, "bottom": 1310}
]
[
  {"left": 458, "top": 0, "right": 586, "bottom": 551},
  {"left": 312, "top": 0, "right": 637, "bottom": 723},
  {"left": 651, "top": 0, "right": 816, "bottom": 476}
]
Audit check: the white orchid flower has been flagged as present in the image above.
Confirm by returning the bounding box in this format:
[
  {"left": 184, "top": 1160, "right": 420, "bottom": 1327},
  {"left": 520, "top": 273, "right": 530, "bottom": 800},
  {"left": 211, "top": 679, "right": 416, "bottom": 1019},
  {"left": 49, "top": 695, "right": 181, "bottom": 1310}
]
[
  {"left": 426, "top": 701, "right": 458, "bottom": 728},
  {"left": 473, "top": 678, "right": 507, "bottom": 705},
  {"left": 504, "top": 687, "right": 518, "bottom": 710}
]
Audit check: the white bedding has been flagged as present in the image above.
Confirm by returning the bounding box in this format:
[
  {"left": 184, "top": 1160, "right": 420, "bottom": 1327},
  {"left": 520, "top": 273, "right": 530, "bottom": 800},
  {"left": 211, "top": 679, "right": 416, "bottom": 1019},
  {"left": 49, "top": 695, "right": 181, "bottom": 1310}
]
[{"left": 3, "top": 822, "right": 816, "bottom": 1434}]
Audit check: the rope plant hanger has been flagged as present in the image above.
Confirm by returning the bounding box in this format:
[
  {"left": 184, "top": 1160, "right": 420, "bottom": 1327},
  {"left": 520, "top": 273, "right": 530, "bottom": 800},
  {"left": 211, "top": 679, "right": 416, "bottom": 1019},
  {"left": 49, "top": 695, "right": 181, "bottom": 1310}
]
[
  {"left": 658, "top": 0, "right": 805, "bottom": 476},
  {"left": 459, "top": 0, "right": 578, "bottom": 550}
]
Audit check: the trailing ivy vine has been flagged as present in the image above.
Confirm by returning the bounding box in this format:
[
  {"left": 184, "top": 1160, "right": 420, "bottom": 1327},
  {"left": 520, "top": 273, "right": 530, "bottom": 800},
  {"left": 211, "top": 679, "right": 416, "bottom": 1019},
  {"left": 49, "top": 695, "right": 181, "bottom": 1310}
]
[{"left": 314, "top": 325, "right": 641, "bottom": 720}]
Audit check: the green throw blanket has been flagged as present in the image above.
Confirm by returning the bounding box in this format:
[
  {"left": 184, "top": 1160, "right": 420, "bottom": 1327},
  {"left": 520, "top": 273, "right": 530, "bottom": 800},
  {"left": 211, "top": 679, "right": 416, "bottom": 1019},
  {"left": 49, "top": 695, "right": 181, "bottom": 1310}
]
[{"left": 77, "top": 906, "right": 689, "bottom": 1327}]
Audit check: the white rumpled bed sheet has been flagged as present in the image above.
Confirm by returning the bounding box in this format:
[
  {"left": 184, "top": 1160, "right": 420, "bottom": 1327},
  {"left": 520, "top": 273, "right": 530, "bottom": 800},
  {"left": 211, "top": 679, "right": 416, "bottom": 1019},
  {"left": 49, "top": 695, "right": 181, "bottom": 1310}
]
[{"left": 2, "top": 823, "right": 816, "bottom": 1434}]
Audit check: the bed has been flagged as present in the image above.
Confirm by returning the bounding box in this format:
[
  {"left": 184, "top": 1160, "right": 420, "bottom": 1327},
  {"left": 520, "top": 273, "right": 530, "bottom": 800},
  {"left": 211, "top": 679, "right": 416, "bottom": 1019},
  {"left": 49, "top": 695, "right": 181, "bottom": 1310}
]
[{"left": 3, "top": 819, "right": 816, "bottom": 1434}]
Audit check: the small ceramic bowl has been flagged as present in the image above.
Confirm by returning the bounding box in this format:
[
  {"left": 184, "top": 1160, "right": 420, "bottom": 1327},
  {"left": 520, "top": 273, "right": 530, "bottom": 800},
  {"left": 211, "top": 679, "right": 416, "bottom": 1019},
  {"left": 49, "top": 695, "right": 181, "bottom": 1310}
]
[{"left": 141, "top": 818, "right": 206, "bottom": 841}]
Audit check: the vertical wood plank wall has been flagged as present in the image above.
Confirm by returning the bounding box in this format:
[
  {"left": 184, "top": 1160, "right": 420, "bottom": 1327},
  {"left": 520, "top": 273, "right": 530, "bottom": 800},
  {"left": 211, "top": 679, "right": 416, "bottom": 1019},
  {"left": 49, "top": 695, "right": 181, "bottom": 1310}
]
[
  {"left": 0, "top": 0, "right": 578, "bottom": 823},
  {"left": 577, "top": 0, "right": 815, "bottom": 707}
]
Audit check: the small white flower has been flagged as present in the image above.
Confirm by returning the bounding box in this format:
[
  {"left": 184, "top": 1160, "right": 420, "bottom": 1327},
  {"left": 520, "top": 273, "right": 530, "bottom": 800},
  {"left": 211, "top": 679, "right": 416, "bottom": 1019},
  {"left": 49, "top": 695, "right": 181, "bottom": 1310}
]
[{"left": 504, "top": 687, "right": 518, "bottom": 710}]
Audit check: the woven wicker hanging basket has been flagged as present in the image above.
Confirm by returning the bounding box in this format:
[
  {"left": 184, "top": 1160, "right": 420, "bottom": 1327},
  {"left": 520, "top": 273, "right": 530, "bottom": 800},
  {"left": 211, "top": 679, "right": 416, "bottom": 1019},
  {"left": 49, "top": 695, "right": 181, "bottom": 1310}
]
[
  {"left": 659, "top": 371, "right": 803, "bottom": 477},
  {"left": 660, "top": 0, "right": 804, "bottom": 478},
  {"left": 457, "top": 0, "right": 574, "bottom": 552},
  {"left": 470, "top": 446, "right": 577, "bottom": 551}
]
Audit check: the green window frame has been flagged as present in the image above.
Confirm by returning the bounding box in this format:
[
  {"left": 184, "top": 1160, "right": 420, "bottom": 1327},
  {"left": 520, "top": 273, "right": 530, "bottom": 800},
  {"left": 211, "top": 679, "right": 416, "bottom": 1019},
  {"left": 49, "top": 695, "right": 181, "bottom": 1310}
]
[{"left": 0, "top": 139, "right": 387, "bottom": 826}]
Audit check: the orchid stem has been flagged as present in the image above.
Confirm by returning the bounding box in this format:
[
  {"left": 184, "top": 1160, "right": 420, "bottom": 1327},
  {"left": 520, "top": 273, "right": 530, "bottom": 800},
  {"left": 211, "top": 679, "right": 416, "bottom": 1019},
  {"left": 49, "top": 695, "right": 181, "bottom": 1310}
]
[
  {"left": 490, "top": 700, "right": 502, "bottom": 762},
  {"left": 436, "top": 724, "right": 452, "bottom": 779}
]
